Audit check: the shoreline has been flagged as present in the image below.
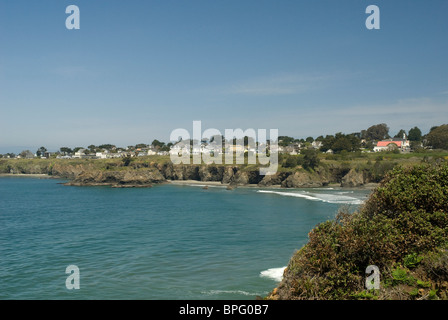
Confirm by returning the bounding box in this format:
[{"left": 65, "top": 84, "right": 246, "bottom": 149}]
[
  {"left": 166, "top": 179, "right": 379, "bottom": 190},
  {"left": 0, "top": 174, "right": 379, "bottom": 190},
  {"left": 166, "top": 179, "right": 279, "bottom": 188},
  {"left": 0, "top": 173, "right": 55, "bottom": 179}
]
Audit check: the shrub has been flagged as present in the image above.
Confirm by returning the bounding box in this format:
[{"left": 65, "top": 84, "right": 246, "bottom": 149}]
[
  {"left": 273, "top": 162, "right": 448, "bottom": 300},
  {"left": 403, "top": 253, "right": 423, "bottom": 269}
]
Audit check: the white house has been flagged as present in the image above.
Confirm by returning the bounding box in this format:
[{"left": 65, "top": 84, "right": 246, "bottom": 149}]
[
  {"left": 311, "top": 141, "right": 323, "bottom": 149},
  {"left": 96, "top": 152, "right": 108, "bottom": 159},
  {"left": 147, "top": 150, "right": 157, "bottom": 156},
  {"left": 73, "top": 149, "right": 87, "bottom": 159}
]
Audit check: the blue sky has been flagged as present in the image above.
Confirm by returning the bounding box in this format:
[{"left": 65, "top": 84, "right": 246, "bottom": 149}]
[{"left": 1, "top": 0, "right": 447, "bottom": 153}]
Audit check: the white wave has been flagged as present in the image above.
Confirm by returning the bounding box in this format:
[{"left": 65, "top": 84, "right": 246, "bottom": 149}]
[
  {"left": 187, "top": 184, "right": 226, "bottom": 188},
  {"left": 201, "top": 290, "right": 265, "bottom": 296},
  {"left": 257, "top": 190, "right": 363, "bottom": 205},
  {"left": 258, "top": 190, "right": 317, "bottom": 200},
  {"left": 259, "top": 267, "right": 287, "bottom": 282}
]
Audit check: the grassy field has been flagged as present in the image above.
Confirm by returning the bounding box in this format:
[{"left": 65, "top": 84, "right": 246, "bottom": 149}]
[{"left": 1, "top": 150, "right": 447, "bottom": 175}]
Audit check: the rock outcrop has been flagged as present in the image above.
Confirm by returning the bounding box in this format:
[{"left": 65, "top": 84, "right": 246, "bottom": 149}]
[
  {"left": 281, "top": 171, "right": 324, "bottom": 188},
  {"left": 257, "top": 172, "right": 291, "bottom": 187},
  {"left": 1, "top": 158, "right": 381, "bottom": 189},
  {"left": 64, "top": 168, "right": 165, "bottom": 188},
  {"left": 340, "top": 168, "right": 367, "bottom": 188}
]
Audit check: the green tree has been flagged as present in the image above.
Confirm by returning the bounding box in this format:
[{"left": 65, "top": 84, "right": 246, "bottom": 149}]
[
  {"left": 365, "top": 123, "right": 390, "bottom": 141},
  {"left": 426, "top": 124, "right": 448, "bottom": 150},
  {"left": 20, "top": 150, "right": 34, "bottom": 158},
  {"left": 278, "top": 136, "right": 295, "bottom": 147},
  {"left": 410, "top": 140, "right": 424, "bottom": 151},
  {"left": 60, "top": 147, "right": 73, "bottom": 155},
  {"left": 301, "top": 149, "right": 320, "bottom": 170},
  {"left": 283, "top": 155, "right": 299, "bottom": 168},
  {"left": 98, "top": 144, "right": 116, "bottom": 151},
  {"left": 430, "top": 126, "right": 439, "bottom": 132},
  {"left": 408, "top": 127, "right": 422, "bottom": 141},
  {"left": 151, "top": 139, "right": 165, "bottom": 149},
  {"left": 305, "top": 136, "right": 314, "bottom": 143},
  {"left": 332, "top": 136, "right": 352, "bottom": 154},
  {"left": 36, "top": 146, "right": 47, "bottom": 157},
  {"left": 364, "top": 140, "right": 375, "bottom": 151},
  {"left": 394, "top": 129, "right": 407, "bottom": 139},
  {"left": 320, "top": 133, "right": 360, "bottom": 154},
  {"left": 319, "top": 135, "right": 335, "bottom": 153}
]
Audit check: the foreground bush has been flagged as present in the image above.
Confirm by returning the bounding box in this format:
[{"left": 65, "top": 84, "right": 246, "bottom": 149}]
[{"left": 269, "top": 162, "right": 448, "bottom": 300}]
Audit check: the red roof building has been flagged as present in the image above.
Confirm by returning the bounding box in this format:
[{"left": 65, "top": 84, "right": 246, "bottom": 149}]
[
  {"left": 376, "top": 141, "right": 402, "bottom": 148},
  {"left": 374, "top": 139, "right": 410, "bottom": 152}
]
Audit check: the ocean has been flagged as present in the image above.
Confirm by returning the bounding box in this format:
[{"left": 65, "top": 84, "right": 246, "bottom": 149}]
[{"left": 0, "top": 176, "right": 371, "bottom": 300}]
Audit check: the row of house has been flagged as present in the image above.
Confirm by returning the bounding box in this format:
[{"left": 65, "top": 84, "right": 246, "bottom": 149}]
[
  {"left": 169, "top": 135, "right": 417, "bottom": 156},
  {"left": 55, "top": 148, "right": 170, "bottom": 160},
  {"left": 167, "top": 140, "right": 326, "bottom": 157},
  {"left": 8, "top": 135, "right": 416, "bottom": 160}
]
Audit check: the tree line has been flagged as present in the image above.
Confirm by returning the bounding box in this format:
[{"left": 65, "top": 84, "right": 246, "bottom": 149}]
[
  {"left": 280, "top": 123, "right": 448, "bottom": 154},
  {"left": 1, "top": 124, "right": 448, "bottom": 159}
]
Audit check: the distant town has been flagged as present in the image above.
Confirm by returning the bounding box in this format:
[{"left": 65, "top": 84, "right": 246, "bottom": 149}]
[{"left": 1, "top": 123, "right": 447, "bottom": 160}]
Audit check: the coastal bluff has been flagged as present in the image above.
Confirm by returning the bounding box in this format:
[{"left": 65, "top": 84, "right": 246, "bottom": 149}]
[
  {"left": 266, "top": 162, "right": 448, "bottom": 300},
  {"left": 0, "top": 158, "right": 379, "bottom": 189}
]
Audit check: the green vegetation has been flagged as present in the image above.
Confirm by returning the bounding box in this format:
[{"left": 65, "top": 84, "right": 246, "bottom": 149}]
[
  {"left": 408, "top": 126, "right": 422, "bottom": 142},
  {"left": 269, "top": 161, "right": 448, "bottom": 300},
  {"left": 362, "top": 123, "right": 390, "bottom": 141},
  {"left": 319, "top": 132, "right": 361, "bottom": 154},
  {"left": 427, "top": 124, "right": 448, "bottom": 150}
]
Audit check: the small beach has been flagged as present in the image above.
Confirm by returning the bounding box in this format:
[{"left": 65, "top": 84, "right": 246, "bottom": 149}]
[{"left": 0, "top": 173, "right": 53, "bottom": 178}]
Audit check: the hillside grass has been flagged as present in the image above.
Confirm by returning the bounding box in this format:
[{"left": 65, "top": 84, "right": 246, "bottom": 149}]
[{"left": 1, "top": 150, "right": 447, "bottom": 178}]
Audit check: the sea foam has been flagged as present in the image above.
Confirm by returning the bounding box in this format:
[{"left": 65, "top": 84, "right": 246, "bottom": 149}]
[
  {"left": 257, "top": 190, "right": 363, "bottom": 205},
  {"left": 201, "top": 290, "right": 266, "bottom": 297},
  {"left": 259, "top": 267, "right": 287, "bottom": 282}
]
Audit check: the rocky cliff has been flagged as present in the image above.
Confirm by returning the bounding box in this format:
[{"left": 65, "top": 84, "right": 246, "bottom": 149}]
[{"left": 0, "top": 159, "right": 377, "bottom": 189}]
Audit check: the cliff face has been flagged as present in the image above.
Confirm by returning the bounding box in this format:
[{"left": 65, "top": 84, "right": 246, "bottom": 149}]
[
  {"left": 280, "top": 171, "right": 325, "bottom": 188},
  {"left": 340, "top": 168, "right": 369, "bottom": 187},
  {"left": 64, "top": 168, "right": 165, "bottom": 188},
  {"left": 1, "top": 159, "right": 377, "bottom": 189}
]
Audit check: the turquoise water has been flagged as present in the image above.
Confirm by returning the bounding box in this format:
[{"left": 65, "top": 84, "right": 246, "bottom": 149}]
[{"left": 0, "top": 177, "right": 371, "bottom": 300}]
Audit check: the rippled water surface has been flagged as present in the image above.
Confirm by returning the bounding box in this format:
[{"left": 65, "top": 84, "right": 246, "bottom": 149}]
[{"left": 0, "top": 177, "right": 371, "bottom": 299}]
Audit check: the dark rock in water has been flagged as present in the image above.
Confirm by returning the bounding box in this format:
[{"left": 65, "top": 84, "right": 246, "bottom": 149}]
[
  {"left": 202, "top": 186, "right": 208, "bottom": 190},
  {"left": 226, "top": 185, "right": 235, "bottom": 190}
]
